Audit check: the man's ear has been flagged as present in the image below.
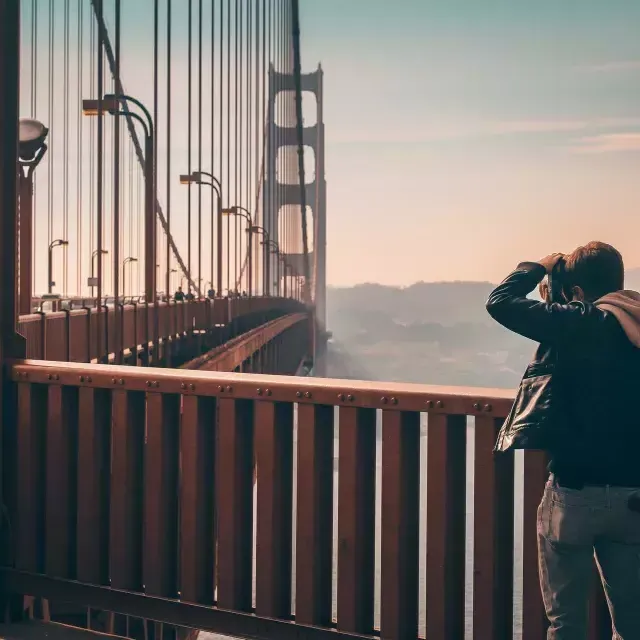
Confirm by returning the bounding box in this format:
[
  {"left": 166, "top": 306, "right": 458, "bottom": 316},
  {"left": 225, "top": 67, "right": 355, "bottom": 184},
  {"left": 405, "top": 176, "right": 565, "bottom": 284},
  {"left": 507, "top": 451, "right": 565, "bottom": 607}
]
[{"left": 571, "top": 286, "right": 585, "bottom": 302}]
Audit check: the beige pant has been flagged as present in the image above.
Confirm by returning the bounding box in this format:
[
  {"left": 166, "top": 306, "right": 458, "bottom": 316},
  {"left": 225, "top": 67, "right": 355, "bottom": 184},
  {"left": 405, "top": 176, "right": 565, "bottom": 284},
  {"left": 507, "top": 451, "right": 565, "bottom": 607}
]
[{"left": 538, "top": 475, "right": 640, "bottom": 639}]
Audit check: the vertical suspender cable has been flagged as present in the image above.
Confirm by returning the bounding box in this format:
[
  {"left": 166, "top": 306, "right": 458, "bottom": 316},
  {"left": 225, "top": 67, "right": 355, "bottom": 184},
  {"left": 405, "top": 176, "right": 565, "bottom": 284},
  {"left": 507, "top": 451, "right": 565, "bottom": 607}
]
[
  {"left": 198, "top": 0, "right": 203, "bottom": 296},
  {"left": 247, "top": 0, "right": 251, "bottom": 293},
  {"left": 226, "top": 0, "right": 231, "bottom": 294},
  {"left": 96, "top": 0, "right": 104, "bottom": 358},
  {"left": 113, "top": 0, "right": 121, "bottom": 360},
  {"left": 188, "top": 0, "right": 193, "bottom": 294},
  {"left": 63, "top": 0, "right": 70, "bottom": 294},
  {"left": 235, "top": 0, "right": 240, "bottom": 291},
  {"left": 252, "top": 0, "right": 264, "bottom": 294},
  {"left": 219, "top": 0, "right": 224, "bottom": 296},
  {"left": 262, "top": 0, "right": 266, "bottom": 294},
  {"left": 152, "top": 0, "right": 159, "bottom": 349},
  {"left": 166, "top": 0, "right": 172, "bottom": 299},
  {"left": 31, "top": 0, "right": 38, "bottom": 294},
  {"left": 214, "top": 0, "right": 220, "bottom": 295},
  {"left": 47, "top": 0, "right": 53, "bottom": 261},
  {"left": 77, "top": 0, "right": 83, "bottom": 294}
]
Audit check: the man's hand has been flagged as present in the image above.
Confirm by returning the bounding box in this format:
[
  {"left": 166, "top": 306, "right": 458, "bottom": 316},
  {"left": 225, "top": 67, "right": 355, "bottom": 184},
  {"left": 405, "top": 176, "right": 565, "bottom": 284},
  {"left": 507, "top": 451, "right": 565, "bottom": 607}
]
[
  {"left": 538, "top": 253, "right": 565, "bottom": 274},
  {"left": 538, "top": 281, "right": 550, "bottom": 302}
]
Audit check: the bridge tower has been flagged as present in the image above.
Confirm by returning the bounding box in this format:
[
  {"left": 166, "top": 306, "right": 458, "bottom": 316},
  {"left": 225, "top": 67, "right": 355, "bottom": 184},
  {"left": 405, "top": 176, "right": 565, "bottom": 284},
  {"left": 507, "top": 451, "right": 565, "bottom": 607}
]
[{"left": 264, "top": 64, "right": 327, "bottom": 339}]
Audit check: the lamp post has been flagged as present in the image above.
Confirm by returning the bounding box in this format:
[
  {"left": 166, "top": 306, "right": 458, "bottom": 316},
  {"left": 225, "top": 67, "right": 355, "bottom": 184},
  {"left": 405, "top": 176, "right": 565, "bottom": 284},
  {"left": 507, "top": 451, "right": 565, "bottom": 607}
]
[
  {"left": 90, "top": 249, "right": 109, "bottom": 299},
  {"left": 283, "top": 261, "right": 292, "bottom": 299},
  {"left": 170, "top": 268, "right": 177, "bottom": 292},
  {"left": 83, "top": 94, "right": 156, "bottom": 303},
  {"left": 18, "top": 118, "right": 48, "bottom": 315},
  {"left": 180, "top": 171, "right": 222, "bottom": 297},
  {"left": 48, "top": 239, "right": 68, "bottom": 294},
  {"left": 264, "top": 239, "right": 281, "bottom": 296},
  {"left": 249, "top": 225, "right": 270, "bottom": 296},
  {"left": 222, "top": 205, "right": 253, "bottom": 298},
  {"left": 122, "top": 257, "right": 138, "bottom": 298}
]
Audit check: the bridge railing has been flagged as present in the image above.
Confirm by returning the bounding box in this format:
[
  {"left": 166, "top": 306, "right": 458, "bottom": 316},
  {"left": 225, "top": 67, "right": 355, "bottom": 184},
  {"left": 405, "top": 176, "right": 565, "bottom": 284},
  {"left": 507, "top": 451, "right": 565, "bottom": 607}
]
[
  {"left": 1, "top": 364, "right": 610, "bottom": 640},
  {"left": 17, "top": 297, "right": 304, "bottom": 363}
]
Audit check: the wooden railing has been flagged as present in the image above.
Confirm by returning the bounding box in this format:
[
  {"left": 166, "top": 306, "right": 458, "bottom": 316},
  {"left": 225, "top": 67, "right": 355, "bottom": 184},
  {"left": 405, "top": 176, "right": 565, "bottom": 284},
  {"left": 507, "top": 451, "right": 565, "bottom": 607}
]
[
  {"left": 1, "top": 363, "right": 611, "bottom": 640},
  {"left": 17, "top": 297, "right": 304, "bottom": 362}
]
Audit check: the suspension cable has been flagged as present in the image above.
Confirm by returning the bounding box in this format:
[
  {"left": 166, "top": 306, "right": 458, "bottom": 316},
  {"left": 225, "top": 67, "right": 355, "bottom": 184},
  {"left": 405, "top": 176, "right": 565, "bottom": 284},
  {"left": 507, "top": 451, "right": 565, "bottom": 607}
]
[{"left": 166, "top": 0, "right": 172, "bottom": 298}]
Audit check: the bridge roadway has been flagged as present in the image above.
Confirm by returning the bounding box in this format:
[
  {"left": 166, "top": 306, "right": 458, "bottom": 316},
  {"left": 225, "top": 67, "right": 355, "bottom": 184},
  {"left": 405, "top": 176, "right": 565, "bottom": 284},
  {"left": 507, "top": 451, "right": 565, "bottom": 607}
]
[{"left": 17, "top": 297, "right": 311, "bottom": 374}]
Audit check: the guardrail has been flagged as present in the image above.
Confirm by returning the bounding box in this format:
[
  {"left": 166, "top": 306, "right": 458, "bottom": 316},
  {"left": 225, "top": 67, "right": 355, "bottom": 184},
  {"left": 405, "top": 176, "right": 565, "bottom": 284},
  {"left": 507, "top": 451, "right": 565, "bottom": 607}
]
[
  {"left": 17, "top": 298, "right": 304, "bottom": 363},
  {"left": 1, "top": 364, "right": 611, "bottom": 639},
  {"left": 181, "top": 313, "right": 309, "bottom": 373}
]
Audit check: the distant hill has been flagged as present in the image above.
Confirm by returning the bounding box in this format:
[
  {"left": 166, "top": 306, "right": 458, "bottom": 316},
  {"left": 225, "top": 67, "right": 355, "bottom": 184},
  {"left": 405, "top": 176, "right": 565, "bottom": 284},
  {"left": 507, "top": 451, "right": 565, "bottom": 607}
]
[
  {"left": 327, "top": 280, "right": 496, "bottom": 328},
  {"left": 324, "top": 269, "right": 640, "bottom": 388}
]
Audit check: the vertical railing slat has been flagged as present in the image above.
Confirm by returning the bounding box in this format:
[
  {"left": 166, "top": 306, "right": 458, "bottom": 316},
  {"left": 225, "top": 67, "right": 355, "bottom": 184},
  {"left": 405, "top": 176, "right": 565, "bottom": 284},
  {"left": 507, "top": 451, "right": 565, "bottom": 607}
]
[
  {"left": 45, "top": 385, "right": 79, "bottom": 578},
  {"left": 473, "top": 415, "right": 514, "bottom": 640},
  {"left": 16, "top": 383, "right": 48, "bottom": 573},
  {"left": 110, "top": 390, "right": 145, "bottom": 591},
  {"left": 337, "top": 406, "right": 376, "bottom": 634},
  {"left": 522, "top": 451, "right": 549, "bottom": 640},
  {"left": 425, "top": 413, "right": 467, "bottom": 640},
  {"left": 380, "top": 409, "right": 420, "bottom": 640},
  {"left": 295, "top": 403, "right": 334, "bottom": 626},
  {"left": 216, "top": 397, "right": 254, "bottom": 611},
  {"left": 180, "top": 395, "right": 216, "bottom": 605},
  {"left": 77, "top": 387, "right": 111, "bottom": 584},
  {"left": 144, "top": 393, "right": 180, "bottom": 597},
  {"left": 255, "top": 400, "right": 294, "bottom": 618}
]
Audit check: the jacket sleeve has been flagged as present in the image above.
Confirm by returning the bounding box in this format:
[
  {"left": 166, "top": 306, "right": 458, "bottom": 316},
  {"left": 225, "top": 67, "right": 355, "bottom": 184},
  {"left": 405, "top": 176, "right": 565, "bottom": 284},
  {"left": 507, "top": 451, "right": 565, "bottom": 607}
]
[{"left": 486, "top": 262, "right": 591, "bottom": 344}]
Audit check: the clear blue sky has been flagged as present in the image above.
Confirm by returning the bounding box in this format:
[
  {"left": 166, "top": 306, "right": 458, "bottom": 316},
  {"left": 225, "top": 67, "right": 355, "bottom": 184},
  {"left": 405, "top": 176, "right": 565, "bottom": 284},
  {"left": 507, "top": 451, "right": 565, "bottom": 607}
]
[{"left": 300, "top": 0, "right": 640, "bottom": 285}]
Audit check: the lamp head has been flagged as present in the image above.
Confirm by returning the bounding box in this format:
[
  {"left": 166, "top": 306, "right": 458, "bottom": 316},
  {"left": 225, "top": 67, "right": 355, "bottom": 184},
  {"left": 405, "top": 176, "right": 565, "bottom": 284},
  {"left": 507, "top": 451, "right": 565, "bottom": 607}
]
[
  {"left": 82, "top": 96, "right": 119, "bottom": 117},
  {"left": 18, "top": 118, "right": 49, "bottom": 166},
  {"left": 179, "top": 174, "right": 195, "bottom": 185}
]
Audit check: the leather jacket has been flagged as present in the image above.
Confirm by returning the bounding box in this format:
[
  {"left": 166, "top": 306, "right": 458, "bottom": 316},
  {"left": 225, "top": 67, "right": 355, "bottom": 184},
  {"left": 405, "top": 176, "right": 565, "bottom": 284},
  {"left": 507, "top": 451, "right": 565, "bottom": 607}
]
[{"left": 486, "top": 262, "right": 640, "bottom": 487}]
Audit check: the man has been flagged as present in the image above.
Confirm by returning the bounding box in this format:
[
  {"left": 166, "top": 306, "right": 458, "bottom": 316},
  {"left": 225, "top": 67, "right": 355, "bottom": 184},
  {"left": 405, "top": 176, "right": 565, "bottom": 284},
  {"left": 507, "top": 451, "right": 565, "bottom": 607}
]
[
  {"left": 174, "top": 286, "right": 184, "bottom": 302},
  {"left": 486, "top": 241, "right": 640, "bottom": 639}
]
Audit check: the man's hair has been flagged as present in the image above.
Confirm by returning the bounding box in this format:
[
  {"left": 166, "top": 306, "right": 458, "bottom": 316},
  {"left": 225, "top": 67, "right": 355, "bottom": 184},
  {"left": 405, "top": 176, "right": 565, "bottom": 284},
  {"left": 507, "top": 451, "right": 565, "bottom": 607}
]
[{"left": 564, "top": 241, "right": 624, "bottom": 301}]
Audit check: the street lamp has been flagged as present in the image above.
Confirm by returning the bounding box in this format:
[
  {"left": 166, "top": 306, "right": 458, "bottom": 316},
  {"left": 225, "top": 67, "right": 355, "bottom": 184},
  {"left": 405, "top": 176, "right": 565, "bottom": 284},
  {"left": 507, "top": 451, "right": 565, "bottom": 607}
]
[
  {"left": 170, "top": 268, "right": 177, "bottom": 292},
  {"left": 91, "top": 248, "right": 109, "bottom": 279},
  {"left": 180, "top": 171, "right": 222, "bottom": 297},
  {"left": 83, "top": 94, "right": 156, "bottom": 303},
  {"left": 263, "top": 238, "right": 281, "bottom": 297},
  {"left": 122, "top": 257, "right": 138, "bottom": 298},
  {"left": 222, "top": 205, "right": 253, "bottom": 298},
  {"left": 48, "top": 239, "right": 68, "bottom": 294},
  {"left": 249, "top": 225, "right": 270, "bottom": 296},
  {"left": 283, "top": 260, "right": 292, "bottom": 299},
  {"left": 18, "top": 118, "right": 49, "bottom": 315}
]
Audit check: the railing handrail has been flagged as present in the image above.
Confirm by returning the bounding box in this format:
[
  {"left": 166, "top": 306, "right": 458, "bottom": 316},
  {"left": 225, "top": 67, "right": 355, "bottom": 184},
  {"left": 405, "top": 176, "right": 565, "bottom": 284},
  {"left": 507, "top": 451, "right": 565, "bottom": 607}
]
[{"left": 9, "top": 358, "right": 516, "bottom": 415}]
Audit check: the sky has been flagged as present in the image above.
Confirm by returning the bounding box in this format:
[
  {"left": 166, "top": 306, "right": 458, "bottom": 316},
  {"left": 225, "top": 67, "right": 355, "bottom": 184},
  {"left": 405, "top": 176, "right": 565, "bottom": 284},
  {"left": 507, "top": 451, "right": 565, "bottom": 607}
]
[
  {"left": 299, "top": 0, "right": 640, "bottom": 286},
  {"left": 17, "top": 0, "right": 640, "bottom": 294}
]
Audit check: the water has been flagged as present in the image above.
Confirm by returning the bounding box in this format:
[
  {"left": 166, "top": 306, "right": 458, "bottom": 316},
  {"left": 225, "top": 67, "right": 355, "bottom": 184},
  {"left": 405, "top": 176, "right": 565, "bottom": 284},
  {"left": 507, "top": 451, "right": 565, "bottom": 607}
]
[{"left": 202, "top": 411, "right": 527, "bottom": 640}]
